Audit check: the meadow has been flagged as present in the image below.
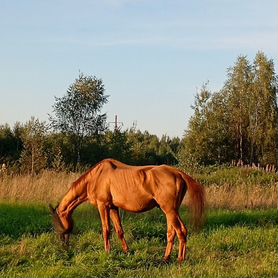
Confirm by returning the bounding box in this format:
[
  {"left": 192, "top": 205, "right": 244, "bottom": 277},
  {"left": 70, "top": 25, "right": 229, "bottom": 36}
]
[{"left": 0, "top": 166, "right": 277, "bottom": 278}]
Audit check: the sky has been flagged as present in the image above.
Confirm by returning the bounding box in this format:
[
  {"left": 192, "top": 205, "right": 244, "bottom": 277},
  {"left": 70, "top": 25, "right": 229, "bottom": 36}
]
[{"left": 0, "top": 0, "right": 277, "bottom": 138}]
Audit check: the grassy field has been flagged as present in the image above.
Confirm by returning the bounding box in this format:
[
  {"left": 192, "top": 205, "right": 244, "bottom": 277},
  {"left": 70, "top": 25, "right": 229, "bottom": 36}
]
[
  {"left": 0, "top": 203, "right": 277, "bottom": 278},
  {"left": 0, "top": 167, "right": 277, "bottom": 277}
]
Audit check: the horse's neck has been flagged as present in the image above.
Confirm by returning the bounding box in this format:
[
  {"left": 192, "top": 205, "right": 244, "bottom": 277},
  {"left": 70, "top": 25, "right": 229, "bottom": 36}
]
[{"left": 58, "top": 178, "right": 88, "bottom": 217}]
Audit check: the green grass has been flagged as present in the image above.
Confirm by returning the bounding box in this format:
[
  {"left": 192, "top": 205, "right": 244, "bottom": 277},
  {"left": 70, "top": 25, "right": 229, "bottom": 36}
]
[{"left": 0, "top": 203, "right": 277, "bottom": 278}]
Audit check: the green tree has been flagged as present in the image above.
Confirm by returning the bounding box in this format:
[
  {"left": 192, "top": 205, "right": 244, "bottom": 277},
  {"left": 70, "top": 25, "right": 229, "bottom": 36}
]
[
  {"left": 50, "top": 73, "right": 109, "bottom": 166},
  {"left": 19, "top": 117, "right": 47, "bottom": 175},
  {"left": 105, "top": 130, "right": 132, "bottom": 163},
  {"left": 179, "top": 83, "right": 213, "bottom": 167},
  {"left": 126, "top": 130, "right": 159, "bottom": 165},
  {"left": 249, "top": 52, "right": 278, "bottom": 165},
  {"left": 126, "top": 128, "right": 180, "bottom": 165},
  {"left": 0, "top": 123, "right": 23, "bottom": 165},
  {"left": 181, "top": 52, "right": 278, "bottom": 168},
  {"left": 158, "top": 135, "right": 180, "bottom": 165},
  {"left": 224, "top": 55, "right": 253, "bottom": 161}
]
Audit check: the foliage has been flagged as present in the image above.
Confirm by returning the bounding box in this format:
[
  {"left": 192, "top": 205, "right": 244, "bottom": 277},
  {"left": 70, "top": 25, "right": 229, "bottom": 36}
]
[
  {"left": 126, "top": 129, "right": 180, "bottom": 165},
  {"left": 180, "top": 52, "right": 278, "bottom": 167},
  {"left": 49, "top": 73, "right": 109, "bottom": 165},
  {"left": 0, "top": 52, "right": 277, "bottom": 171},
  {"left": 0, "top": 124, "right": 180, "bottom": 173},
  {"left": 0, "top": 123, "right": 23, "bottom": 165},
  {"left": 19, "top": 117, "right": 48, "bottom": 175},
  {"left": 250, "top": 52, "right": 278, "bottom": 165},
  {"left": 104, "top": 130, "right": 132, "bottom": 163}
]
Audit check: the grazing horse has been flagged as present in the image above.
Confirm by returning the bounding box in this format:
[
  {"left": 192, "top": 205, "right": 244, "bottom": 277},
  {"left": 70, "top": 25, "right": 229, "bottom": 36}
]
[{"left": 49, "top": 158, "right": 204, "bottom": 263}]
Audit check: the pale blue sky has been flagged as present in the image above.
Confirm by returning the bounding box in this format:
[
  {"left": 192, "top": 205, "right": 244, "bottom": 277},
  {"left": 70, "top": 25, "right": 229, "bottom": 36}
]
[{"left": 0, "top": 0, "right": 277, "bottom": 137}]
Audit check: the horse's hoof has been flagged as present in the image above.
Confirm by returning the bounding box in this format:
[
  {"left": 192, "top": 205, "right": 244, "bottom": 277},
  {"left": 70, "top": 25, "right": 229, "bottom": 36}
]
[{"left": 163, "top": 256, "right": 170, "bottom": 264}]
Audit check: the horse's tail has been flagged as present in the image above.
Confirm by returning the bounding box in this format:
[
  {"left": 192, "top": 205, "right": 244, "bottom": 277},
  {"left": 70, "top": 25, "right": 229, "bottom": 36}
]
[{"left": 181, "top": 173, "right": 205, "bottom": 229}]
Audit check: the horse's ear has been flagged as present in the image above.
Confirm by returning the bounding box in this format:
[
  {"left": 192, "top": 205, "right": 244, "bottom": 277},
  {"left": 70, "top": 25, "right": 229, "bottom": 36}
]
[{"left": 49, "top": 204, "right": 55, "bottom": 215}]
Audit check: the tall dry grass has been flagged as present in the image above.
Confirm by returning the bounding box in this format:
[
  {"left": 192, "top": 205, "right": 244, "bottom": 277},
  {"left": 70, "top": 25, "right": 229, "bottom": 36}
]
[
  {"left": 0, "top": 168, "right": 277, "bottom": 209},
  {"left": 189, "top": 166, "right": 277, "bottom": 209},
  {"left": 204, "top": 183, "right": 277, "bottom": 209},
  {"left": 0, "top": 171, "right": 79, "bottom": 203}
]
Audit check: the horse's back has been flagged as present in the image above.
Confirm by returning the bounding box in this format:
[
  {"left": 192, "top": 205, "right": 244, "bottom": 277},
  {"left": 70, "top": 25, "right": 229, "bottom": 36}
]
[{"left": 107, "top": 160, "right": 186, "bottom": 212}]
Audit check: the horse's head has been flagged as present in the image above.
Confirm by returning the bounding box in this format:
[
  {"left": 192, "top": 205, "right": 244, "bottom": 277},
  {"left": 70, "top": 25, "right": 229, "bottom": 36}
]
[{"left": 49, "top": 204, "right": 73, "bottom": 245}]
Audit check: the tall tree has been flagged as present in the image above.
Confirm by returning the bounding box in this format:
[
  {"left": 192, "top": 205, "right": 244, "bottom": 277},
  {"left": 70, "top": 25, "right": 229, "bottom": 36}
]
[
  {"left": 179, "top": 83, "right": 212, "bottom": 167},
  {"left": 180, "top": 83, "right": 233, "bottom": 167},
  {"left": 19, "top": 117, "right": 47, "bottom": 175},
  {"left": 250, "top": 52, "right": 278, "bottom": 165},
  {"left": 180, "top": 52, "right": 278, "bottom": 167},
  {"left": 224, "top": 56, "right": 253, "bottom": 161},
  {"left": 50, "top": 73, "right": 109, "bottom": 165}
]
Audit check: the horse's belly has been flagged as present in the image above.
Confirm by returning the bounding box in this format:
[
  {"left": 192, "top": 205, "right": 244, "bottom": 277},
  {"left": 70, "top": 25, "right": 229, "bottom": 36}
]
[{"left": 112, "top": 195, "right": 157, "bottom": 213}]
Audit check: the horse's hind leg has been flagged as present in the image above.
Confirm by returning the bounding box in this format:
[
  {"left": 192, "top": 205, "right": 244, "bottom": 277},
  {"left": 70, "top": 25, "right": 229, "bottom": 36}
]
[
  {"left": 178, "top": 215, "right": 188, "bottom": 239},
  {"left": 110, "top": 207, "right": 129, "bottom": 253},
  {"left": 163, "top": 221, "right": 176, "bottom": 262},
  {"left": 165, "top": 211, "right": 187, "bottom": 264}
]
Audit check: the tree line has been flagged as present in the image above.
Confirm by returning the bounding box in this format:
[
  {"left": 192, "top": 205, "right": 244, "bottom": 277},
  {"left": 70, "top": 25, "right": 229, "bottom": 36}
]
[
  {"left": 0, "top": 73, "right": 180, "bottom": 175},
  {"left": 0, "top": 119, "right": 180, "bottom": 175},
  {"left": 0, "top": 51, "right": 277, "bottom": 174},
  {"left": 180, "top": 51, "right": 278, "bottom": 169}
]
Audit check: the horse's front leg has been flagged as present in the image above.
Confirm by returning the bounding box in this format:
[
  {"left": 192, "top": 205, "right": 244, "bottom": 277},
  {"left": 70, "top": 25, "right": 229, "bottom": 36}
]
[
  {"left": 97, "top": 202, "right": 111, "bottom": 253},
  {"left": 110, "top": 207, "right": 129, "bottom": 253}
]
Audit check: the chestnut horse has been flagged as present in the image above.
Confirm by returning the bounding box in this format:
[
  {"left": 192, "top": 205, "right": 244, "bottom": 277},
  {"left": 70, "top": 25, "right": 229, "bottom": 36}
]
[{"left": 49, "top": 158, "right": 204, "bottom": 263}]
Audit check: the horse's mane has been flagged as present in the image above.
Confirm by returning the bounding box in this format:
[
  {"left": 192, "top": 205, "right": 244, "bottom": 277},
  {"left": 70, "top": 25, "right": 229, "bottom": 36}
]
[{"left": 70, "top": 160, "right": 105, "bottom": 191}]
